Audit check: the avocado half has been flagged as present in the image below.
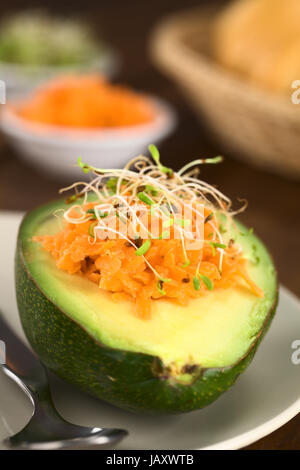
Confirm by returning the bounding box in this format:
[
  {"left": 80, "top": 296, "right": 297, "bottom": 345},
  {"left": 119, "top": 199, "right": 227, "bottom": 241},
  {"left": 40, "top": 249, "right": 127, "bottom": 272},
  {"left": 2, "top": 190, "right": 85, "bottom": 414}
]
[{"left": 15, "top": 199, "right": 278, "bottom": 414}]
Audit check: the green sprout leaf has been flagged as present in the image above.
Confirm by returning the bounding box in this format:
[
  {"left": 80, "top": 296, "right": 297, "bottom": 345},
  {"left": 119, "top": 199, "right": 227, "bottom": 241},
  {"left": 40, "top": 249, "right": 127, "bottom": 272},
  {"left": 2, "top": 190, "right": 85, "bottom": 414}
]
[
  {"left": 138, "top": 192, "right": 154, "bottom": 206},
  {"left": 88, "top": 221, "right": 98, "bottom": 238},
  {"left": 145, "top": 184, "right": 159, "bottom": 196},
  {"left": 159, "top": 277, "right": 171, "bottom": 283},
  {"left": 86, "top": 209, "right": 97, "bottom": 219},
  {"left": 135, "top": 239, "right": 151, "bottom": 256},
  {"left": 78, "top": 157, "right": 90, "bottom": 174},
  {"left": 106, "top": 177, "right": 118, "bottom": 194},
  {"left": 148, "top": 144, "right": 173, "bottom": 177},
  {"left": 193, "top": 276, "right": 200, "bottom": 291},
  {"left": 66, "top": 194, "right": 78, "bottom": 204},
  {"left": 204, "top": 213, "right": 213, "bottom": 224},
  {"left": 86, "top": 209, "right": 108, "bottom": 219},
  {"left": 106, "top": 178, "right": 117, "bottom": 188},
  {"left": 148, "top": 144, "right": 160, "bottom": 163},
  {"left": 214, "top": 243, "right": 227, "bottom": 249},
  {"left": 205, "top": 156, "right": 223, "bottom": 164},
  {"left": 156, "top": 280, "right": 166, "bottom": 296},
  {"left": 200, "top": 275, "right": 213, "bottom": 290},
  {"left": 209, "top": 242, "right": 226, "bottom": 256}
]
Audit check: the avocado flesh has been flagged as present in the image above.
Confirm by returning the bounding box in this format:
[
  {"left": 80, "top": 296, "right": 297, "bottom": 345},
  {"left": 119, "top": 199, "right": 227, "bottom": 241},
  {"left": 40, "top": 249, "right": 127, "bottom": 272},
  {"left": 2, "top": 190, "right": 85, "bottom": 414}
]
[{"left": 20, "top": 199, "right": 277, "bottom": 370}]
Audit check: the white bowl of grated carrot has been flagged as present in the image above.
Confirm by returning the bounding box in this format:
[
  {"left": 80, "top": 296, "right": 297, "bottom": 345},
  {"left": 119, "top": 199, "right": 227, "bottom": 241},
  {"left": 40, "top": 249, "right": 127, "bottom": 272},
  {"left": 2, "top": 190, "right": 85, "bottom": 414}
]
[{"left": 0, "top": 97, "right": 176, "bottom": 181}]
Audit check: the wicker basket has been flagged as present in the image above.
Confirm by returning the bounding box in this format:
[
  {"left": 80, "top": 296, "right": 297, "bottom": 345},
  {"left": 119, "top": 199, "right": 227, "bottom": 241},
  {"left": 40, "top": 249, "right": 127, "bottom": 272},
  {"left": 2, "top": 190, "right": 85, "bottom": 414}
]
[{"left": 150, "top": 6, "right": 300, "bottom": 179}]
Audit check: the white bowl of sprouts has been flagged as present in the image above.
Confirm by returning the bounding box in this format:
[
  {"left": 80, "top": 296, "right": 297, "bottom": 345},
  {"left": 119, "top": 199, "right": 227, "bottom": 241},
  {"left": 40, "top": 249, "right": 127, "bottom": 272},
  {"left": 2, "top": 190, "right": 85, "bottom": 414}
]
[
  {"left": 0, "top": 97, "right": 176, "bottom": 181},
  {"left": 0, "top": 10, "right": 119, "bottom": 100}
]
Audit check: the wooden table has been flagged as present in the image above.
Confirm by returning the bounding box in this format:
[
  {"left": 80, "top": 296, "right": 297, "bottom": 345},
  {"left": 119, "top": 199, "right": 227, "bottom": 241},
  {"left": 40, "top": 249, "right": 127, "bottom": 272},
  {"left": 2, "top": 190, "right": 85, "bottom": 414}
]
[{"left": 0, "top": 0, "right": 299, "bottom": 450}]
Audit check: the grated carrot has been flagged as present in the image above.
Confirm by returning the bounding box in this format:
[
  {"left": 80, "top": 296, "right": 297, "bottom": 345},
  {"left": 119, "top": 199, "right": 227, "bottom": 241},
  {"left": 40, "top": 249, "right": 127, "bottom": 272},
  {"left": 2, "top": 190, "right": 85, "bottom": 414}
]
[
  {"left": 34, "top": 203, "right": 263, "bottom": 319},
  {"left": 15, "top": 75, "right": 155, "bottom": 128}
]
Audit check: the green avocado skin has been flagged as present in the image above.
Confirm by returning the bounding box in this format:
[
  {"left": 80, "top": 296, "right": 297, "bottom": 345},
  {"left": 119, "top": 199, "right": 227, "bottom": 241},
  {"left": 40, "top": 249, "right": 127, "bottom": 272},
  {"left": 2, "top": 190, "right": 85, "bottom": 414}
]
[{"left": 15, "top": 234, "right": 278, "bottom": 414}]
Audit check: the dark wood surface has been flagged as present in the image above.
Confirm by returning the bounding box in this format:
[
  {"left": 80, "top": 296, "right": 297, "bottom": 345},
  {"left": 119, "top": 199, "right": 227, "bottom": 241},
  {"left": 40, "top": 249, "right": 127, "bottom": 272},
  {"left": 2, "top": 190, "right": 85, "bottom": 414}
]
[{"left": 0, "top": 0, "right": 299, "bottom": 450}]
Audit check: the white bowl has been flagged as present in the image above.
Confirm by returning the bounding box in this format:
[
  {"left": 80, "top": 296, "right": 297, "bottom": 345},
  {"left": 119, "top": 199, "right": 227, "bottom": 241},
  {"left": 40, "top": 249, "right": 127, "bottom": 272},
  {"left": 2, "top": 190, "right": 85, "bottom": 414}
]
[
  {"left": 0, "top": 49, "right": 120, "bottom": 101},
  {"left": 0, "top": 97, "right": 176, "bottom": 180}
]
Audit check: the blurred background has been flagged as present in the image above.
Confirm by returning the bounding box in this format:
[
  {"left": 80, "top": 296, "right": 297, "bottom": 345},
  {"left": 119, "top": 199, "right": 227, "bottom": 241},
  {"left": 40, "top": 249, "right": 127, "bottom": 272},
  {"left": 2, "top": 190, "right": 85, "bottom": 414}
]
[{"left": 0, "top": 0, "right": 299, "bottom": 449}]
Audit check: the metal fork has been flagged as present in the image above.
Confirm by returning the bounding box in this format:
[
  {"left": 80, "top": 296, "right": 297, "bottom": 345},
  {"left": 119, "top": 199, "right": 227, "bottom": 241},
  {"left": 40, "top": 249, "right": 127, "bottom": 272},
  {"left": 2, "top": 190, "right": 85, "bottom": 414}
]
[{"left": 0, "top": 314, "right": 128, "bottom": 449}]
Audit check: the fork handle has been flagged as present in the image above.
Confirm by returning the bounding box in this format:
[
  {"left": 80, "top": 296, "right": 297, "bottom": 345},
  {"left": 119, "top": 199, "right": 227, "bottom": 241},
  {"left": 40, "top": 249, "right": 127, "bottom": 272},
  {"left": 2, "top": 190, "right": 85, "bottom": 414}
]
[{"left": 0, "top": 313, "right": 48, "bottom": 391}]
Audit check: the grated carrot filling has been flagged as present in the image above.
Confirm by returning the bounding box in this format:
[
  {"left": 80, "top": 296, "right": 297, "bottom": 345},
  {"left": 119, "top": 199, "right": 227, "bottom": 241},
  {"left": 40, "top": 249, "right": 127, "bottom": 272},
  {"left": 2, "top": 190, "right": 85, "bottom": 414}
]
[
  {"left": 33, "top": 204, "right": 264, "bottom": 319},
  {"left": 15, "top": 75, "right": 155, "bottom": 128}
]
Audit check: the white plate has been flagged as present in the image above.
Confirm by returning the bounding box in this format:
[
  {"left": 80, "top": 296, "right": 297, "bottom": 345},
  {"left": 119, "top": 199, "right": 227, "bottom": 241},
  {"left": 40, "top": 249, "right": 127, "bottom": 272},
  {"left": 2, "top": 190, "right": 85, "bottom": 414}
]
[{"left": 0, "top": 212, "right": 299, "bottom": 450}]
